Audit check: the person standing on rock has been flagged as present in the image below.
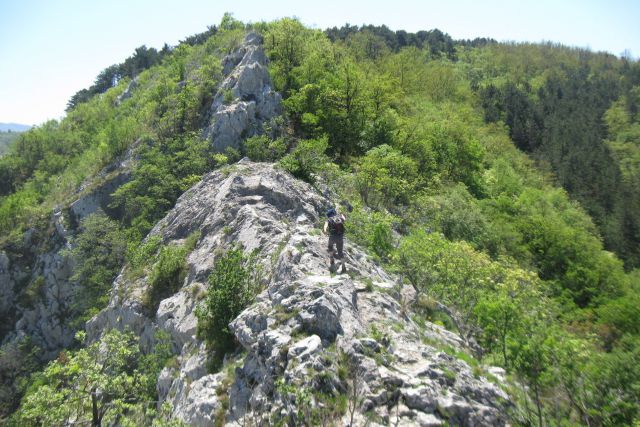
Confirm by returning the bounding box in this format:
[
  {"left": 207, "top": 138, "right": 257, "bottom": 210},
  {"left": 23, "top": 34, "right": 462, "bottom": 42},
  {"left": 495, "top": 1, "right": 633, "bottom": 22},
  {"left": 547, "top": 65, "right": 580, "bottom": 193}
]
[{"left": 323, "top": 207, "right": 347, "bottom": 273}]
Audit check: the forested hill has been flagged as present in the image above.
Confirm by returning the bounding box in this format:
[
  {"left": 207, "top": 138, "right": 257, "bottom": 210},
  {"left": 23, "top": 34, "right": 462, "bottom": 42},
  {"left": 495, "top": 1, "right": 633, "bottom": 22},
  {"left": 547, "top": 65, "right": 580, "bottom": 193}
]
[
  {"left": 1, "top": 15, "right": 639, "bottom": 426},
  {"left": 62, "top": 21, "right": 640, "bottom": 269}
]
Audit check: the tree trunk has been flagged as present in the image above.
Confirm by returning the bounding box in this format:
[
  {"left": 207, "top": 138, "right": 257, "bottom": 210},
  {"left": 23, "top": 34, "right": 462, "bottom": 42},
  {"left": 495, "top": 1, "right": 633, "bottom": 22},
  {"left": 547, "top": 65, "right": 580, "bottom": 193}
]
[
  {"left": 533, "top": 380, "right": 543, "bottom": 427},
  {"left": 91, "top": 387, "right": 100, "bottom": 427}
]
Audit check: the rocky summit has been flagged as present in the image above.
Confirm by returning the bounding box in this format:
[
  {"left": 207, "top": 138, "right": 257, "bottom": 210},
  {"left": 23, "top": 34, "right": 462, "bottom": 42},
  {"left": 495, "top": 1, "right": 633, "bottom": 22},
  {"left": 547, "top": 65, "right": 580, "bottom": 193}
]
[
  {"left": 204, "top": 32, "right": 282, "bottom": 153},
  {"left": 87, "top": 159, "right": 509, "bottom": 426}
]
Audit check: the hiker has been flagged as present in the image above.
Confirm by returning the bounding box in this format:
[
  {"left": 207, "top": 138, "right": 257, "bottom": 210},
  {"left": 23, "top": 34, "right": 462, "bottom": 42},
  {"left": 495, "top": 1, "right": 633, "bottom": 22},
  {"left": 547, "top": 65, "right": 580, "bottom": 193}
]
[{"left": 323, "top": 207, "right": 346, "bottom": 272}]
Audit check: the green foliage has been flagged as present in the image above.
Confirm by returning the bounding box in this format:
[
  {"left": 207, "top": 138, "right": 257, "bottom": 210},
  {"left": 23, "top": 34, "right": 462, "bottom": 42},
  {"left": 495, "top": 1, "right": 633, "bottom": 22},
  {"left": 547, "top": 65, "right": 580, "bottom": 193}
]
[
  {"left": 354, "top": 144, "right": 418, "bottom": 207},
  {"left": 0, "top": 131, "right": 20, "bottom": 156},
  {"left": 0, "top": 25, "right": 230, "bottom": 244},
  {"left": 596, "top": 282, "right": 640, "bottom": 347},
  {"left": 144, "top": 232, "right": 199, "bottom": 314},
  {"left": 348, "top": 206, "right": 396, "bottom": 260},
  {"left": 412, "top": 184, "right": 489, "bottom": 247},
  {"left": 12, "top": 329, "right": 172, "bottom": 426},
  {"left": 513, "top": 187, "right": 626, "bottom": 307},
  {"left": 264, "top": 18, "right": 310, "bottom": 96},
  {"left": 279, "top": 137, "right": 329, "bottom": 183},
  {"left": 243, "top": 135, "right": 286, "bottom": 162},
  {"left": 196, "top": 247, "right": 261, "bottom": 366},
  {"left": 127, "top": 235, "right": 162, "bottom": 277},
  {"left": 111, "top": 135, "right": 212, "bottom": 239},
  {"left": 0, "top": 338, "right": 39, "bottom": 419},
  {"left": 397, "top": 231, "right": 499, "bottom": 338},
  {"left": 400, "top": 119, "right": 485, "bottom": 195},
  {"left": 471, "top": 44, "right": 640, "bottom": 268},
  {"left": 67, "top": 44, "right": 166, "bottom": 111},
  {"left": 66, "top": 213, "right": 128, "bottom": 321},
  {"left": 222, "top": 88, "right": 234, "bottom": 105}
]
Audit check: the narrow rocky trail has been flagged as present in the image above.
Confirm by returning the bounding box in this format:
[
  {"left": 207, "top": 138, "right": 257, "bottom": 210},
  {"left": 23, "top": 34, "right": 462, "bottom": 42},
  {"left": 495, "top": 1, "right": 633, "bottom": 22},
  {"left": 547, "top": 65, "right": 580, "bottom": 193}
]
[{"left": 87, "top": 160, "right": 509, "bottom": 426}]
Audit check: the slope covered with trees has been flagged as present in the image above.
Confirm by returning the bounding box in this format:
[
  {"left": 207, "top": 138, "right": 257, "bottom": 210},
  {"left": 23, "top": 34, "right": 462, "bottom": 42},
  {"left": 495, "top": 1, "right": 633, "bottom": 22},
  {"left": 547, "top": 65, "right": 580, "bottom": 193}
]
[
  {"left": 0, "top": 131, "right": 20, "bottom": 156},
  {"left": 1, "top": 15, "right": 639, "bottom": 426}
]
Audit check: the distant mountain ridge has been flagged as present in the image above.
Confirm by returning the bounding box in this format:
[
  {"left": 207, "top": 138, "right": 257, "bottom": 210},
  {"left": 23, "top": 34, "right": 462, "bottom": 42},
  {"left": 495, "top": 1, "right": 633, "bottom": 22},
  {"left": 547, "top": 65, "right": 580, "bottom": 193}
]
[{"left": 0, "top": 123, "right": 31, "bottom": 132}]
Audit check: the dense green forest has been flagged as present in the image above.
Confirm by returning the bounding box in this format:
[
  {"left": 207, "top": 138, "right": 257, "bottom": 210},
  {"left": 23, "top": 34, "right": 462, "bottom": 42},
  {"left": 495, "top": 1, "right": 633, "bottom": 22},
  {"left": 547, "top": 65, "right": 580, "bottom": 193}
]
[
  {"left": 0, "top": 131, "right": 21, "bottom": 156},
  {"left": 1, "top": 14, "right": 639, "bottom": 426}
]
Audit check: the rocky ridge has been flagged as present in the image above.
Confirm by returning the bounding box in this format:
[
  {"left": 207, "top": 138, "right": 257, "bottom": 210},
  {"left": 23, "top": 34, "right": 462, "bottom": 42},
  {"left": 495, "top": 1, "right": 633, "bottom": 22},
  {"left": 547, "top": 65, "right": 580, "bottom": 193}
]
[
  {"left": 0, "top": 30, "right": 276, "bottom": 363},
  {"left": 203, "top": 32, "right": 282, "bottom": 153},
  {"left": 88, "top": 160, "right": 510, "bottom": 426}
]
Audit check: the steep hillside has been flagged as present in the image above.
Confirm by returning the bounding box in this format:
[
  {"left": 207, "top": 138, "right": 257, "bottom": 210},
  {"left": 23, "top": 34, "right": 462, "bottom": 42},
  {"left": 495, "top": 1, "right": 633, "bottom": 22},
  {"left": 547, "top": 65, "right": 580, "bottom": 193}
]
[
  {"left": 1, "top": 15, "right": 639, "bottom": 426},
  {"left": 82, "top": 160, "right": 509, "bottom": 426}
]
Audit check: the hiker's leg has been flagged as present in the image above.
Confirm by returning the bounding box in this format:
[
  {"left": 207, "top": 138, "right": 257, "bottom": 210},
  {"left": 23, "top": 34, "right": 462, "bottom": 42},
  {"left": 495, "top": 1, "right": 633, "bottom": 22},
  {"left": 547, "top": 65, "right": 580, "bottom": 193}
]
[
  {"left": 336, "top": 237, "right": 344, "bottom": 259},
  {"left": 327, "top": 236, "right": 335, "bottom": 253}
]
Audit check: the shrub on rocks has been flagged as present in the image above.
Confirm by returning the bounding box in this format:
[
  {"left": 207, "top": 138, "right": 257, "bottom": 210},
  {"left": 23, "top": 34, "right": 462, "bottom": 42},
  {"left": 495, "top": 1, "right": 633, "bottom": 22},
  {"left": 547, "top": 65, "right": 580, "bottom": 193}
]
[{"left": 196, "top": 247, "right": 261, "bottom": 367}]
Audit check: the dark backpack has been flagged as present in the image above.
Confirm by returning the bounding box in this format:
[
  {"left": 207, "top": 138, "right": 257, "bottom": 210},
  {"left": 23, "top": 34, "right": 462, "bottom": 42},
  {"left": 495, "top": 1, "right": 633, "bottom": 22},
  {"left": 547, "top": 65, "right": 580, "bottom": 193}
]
[{"left": 328, "top": 216, "right": 345, "bottom": 236}]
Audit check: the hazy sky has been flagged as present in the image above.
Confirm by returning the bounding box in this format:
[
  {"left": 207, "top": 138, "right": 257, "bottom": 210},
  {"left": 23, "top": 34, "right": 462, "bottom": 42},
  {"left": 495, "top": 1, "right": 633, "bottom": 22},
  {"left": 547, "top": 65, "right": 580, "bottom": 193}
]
[{"left": 1, "top": 0, "right": 639, "bottom": 125}]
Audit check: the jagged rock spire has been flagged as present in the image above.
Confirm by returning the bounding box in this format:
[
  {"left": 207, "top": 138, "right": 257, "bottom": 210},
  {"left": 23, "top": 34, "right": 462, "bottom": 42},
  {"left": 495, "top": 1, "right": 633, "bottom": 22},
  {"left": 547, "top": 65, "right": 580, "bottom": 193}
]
[{"left": 204, "top": 32, "right": 283, "bottom": 153}]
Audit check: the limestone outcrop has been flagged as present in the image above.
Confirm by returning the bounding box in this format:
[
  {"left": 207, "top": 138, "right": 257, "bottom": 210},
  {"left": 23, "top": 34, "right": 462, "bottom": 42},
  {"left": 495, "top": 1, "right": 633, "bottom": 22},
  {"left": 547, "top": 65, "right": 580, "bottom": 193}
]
[
  {"left": 0, "top": 210, "right": 76, "bottom": 359},
  {"left": 203, "top": 33, "right": 282, "bottom": 153},
  {"left": 0, "top": 143, "right": 138, "bottom": 359},
  {"left": 88, "top": 160, "right": 511, "bottom": 426}
]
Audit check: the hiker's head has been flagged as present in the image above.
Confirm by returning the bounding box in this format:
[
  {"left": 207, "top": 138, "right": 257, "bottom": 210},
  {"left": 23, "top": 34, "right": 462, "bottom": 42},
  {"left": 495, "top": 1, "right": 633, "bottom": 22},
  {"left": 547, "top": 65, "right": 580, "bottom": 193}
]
[{"left": 326, "top": 208, "right": 337, "bottom": 218}]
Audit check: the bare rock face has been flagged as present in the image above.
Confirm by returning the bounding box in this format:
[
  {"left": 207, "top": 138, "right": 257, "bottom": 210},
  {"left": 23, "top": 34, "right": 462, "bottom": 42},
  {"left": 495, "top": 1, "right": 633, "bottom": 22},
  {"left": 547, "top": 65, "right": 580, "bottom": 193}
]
[
  {"left": 1, "top": 210, "right": 76, "bottom": 360},
  {"left": 204, "top": 33, "right": 282, "bottom": 153},
  {"left": 88, "top": 160, "right": 511, "bottom": 426},
  {"left": 69, "top": 138, "right": 140, "bottom": 226},
  {"left": 0, "top": 143, "right": 138, "bottom": 360}
]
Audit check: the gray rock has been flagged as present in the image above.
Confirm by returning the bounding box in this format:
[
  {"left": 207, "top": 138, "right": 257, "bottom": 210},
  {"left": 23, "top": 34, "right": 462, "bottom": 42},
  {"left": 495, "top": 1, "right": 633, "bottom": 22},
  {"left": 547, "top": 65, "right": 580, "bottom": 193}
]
[
  {"left": 2, "top": 211, "right": 77, "bottom": 359},
  {"left": 436, "top": 394, "right": 474, "bottom": 424},
  {"left": 69, "top": 170, "right": 130, "bottom": 226},
  {"left": 116, "top": 77, "right": 138, "bottom": 104},
  {"left": 157, "top": 290, "right": 197, "bottom": 350},
  {"left": 415, "top": 412, "right": 444, "bottom": 426},
  {"left": 287, "top": 335, "right": 321, "bottom": 361},
  {"left": 404, "top": 386, "right": 437, "bottom": 412},
  {"left": 298, "top": 295, "right": 343, "bottom": 341},
  {"left": 204, "top": 32, "right": 282, "bottom": 153},
  {"left": 210, "top": 101, "right": 255, "bottom": 152},
  {"left": 172, "top": 374, "right": 222, "bottom": 426},
  {"left": 87, "top": 161, "right": 511, "bottom": 426},
  {"left": 158, "top": 366, "right": 176, "bottom": 401}
]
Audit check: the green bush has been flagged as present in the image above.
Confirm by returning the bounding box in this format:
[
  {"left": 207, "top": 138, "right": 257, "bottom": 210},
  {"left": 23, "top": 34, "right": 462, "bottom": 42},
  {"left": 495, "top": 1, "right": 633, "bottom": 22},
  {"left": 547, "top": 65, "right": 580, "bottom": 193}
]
[
  {"left": 410, "top": 184, "right": 490, "bottom": 249},
  {"left": 126, "top": 235, "right": 162, "bottom": 276},
  {"left": 11, "top": 329, "right": 171, "bottom": 427},
  {"left": 0, "top": 338, "right": 38, "bottom": 419},
  {"left": 244, "top": 135, "right": 286, "bottom": 162},
  {"left": 348, "top": 207, "right": 395, "bottom": 260},
  {"left": 196, "top": 247, "right": 261, "bottom": 366},
  {"left": 279, "top": 137, "right": 329, "bottom": 183},
  {"left": 143, "top": 236, "right": 196, "bottom": 314},
  {"left": 66, "top": 213, "right": 128, "bottom": 320},
  {"left": 355, "top": 144, "right": 419, "bottom": 207},
  {"left": 222, "top": 89, "right": 234, "bottom": 105}
]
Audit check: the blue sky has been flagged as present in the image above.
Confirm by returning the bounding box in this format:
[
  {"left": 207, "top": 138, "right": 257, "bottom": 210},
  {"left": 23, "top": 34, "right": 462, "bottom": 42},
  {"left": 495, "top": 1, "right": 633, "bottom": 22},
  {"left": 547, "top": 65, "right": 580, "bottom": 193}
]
[{"left": 1, "top": 0, "right": 639, "bottom": 125}]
